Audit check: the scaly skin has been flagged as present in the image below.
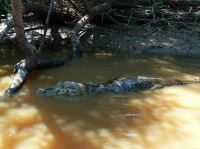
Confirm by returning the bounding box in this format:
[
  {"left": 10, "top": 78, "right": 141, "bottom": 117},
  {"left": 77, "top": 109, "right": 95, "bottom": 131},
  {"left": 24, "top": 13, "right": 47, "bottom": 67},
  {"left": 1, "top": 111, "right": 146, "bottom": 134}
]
[{"left": 36, "top": 76, "right": 200, "bottom": 96}]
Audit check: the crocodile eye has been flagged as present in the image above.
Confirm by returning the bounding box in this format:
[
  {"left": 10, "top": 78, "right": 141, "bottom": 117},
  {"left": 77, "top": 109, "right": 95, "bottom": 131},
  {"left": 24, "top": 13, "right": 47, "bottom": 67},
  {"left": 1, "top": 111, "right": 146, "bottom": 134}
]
[
  {"left": 37, "top": 88, "right": 46, "bottom": 95},
  {"left": 57, "top": 81, "right": 64, "bottom": 88}
]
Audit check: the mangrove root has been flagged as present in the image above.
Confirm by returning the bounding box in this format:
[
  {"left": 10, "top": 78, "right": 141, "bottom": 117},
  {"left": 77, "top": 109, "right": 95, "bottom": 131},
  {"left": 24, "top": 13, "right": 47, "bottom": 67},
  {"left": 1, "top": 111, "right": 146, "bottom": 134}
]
[
  {"left": 0, "top": 15, "right": 13, "bottom": 41},
  {"left": 68, "top": 1, "right": 111, "bottom": 57},
  {"left": 4, "top": 58, "right": 65, "bottom": 97}
]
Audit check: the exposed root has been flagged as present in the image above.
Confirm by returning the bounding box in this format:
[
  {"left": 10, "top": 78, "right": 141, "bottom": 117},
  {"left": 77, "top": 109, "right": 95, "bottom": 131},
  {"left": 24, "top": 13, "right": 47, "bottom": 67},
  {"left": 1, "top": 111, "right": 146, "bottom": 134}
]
[
  {"left": 0, "top": 15, "right": 13, "bottom": 41},
  {"left": 36, "top": 59, "right": 65, "bottom": 69},
  {"left": 4, "top": 58, "right": 65, "bottom": 97},
  {"left": 68, "top": 1, "right": 111, "bottom": 57},
  {"left": 4, "top": 59, "right": 30, "bottom": 97}
]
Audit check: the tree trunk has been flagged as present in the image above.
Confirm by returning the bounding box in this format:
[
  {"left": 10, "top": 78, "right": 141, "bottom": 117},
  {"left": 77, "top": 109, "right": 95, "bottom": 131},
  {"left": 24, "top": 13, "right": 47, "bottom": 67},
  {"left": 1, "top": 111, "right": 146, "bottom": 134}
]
[
  {"left": 12, "top": 0, "right": 38, "bottom": 70},
  {"left": 38, "top": 0, "right": 54, "bottom": 53},
  {"left": 4, "top": 0, "right": 38, "bottom": 96},
  {"left": 2, "top": 0, "right": 67, "bottom": 96}
]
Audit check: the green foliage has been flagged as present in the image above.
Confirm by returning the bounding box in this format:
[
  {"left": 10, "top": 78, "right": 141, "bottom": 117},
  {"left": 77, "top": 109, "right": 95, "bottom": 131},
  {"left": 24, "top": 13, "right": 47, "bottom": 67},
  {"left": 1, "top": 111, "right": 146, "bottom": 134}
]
[{"left": 0, "top": 0, "right": 11, "bottom": 15}]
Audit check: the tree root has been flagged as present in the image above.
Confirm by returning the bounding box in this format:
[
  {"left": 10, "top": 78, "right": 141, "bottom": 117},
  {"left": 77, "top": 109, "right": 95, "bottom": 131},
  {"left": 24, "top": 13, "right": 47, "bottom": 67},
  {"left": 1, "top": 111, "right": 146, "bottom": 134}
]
[
  {"left": 68, "top": 1, "right": 111, "bottom": 57},
  {"left": 3, "top": 0, "right": 67, "bottom": 97},
  {"left": 0, "top": 15, "right": 13, "bottom": 41},
  {"left": 36, "top": 59, "right": 65, "bottom": 69},
  {"left": 4, "top": 58, "right": 65, "bottom": 97},
  {"left": 4, "top": 59, "right": 29, "bottom": 96}
]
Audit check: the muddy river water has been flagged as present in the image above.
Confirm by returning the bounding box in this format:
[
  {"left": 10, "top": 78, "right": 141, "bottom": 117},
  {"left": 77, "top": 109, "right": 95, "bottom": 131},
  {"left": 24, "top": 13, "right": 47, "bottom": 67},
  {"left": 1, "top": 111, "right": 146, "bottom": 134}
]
[{"left": 0, "top": 48, "right": 200, "bottom": 149}]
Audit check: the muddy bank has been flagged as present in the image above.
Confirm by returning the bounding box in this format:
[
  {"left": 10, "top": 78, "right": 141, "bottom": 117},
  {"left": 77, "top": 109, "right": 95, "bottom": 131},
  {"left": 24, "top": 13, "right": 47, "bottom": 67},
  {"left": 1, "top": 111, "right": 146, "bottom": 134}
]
[
  {"left": 1, "top": 23, "right": 200, "bottom": 57},
  {"left": 81, "top": 25, "right": 200, "bottom": 57}
]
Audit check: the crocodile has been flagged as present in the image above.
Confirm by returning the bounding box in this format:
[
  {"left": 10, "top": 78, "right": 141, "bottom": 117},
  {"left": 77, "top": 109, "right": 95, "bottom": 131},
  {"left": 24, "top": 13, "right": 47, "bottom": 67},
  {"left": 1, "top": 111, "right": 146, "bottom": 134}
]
[{"left": 36, "top": 76, "right": 200, "bottom": 96}]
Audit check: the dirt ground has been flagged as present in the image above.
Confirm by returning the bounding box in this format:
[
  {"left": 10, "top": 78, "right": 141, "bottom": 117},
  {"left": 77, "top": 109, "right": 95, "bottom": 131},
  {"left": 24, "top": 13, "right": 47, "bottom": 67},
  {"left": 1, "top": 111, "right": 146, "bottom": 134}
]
[
  {"left": 1, "top": 23, "right": 200, "bottom": 58},
  {"left": 81, "top": 24, "right": 200, "bottom": 57}
]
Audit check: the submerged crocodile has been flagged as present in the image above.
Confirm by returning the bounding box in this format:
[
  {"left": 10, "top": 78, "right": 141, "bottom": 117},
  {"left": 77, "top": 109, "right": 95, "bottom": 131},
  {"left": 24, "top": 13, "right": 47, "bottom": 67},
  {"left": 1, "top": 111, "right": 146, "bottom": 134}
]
[{"left": 36, "top": 76, "right": 200, "bottom": 96}]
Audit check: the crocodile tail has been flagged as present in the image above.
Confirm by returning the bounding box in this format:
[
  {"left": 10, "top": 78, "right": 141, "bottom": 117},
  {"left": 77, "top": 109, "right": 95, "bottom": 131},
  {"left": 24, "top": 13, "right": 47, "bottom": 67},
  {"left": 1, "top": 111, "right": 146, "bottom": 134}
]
[
  {"left": 179, "top": 78, "right": 200, "bottom": 85},
  {"left": 192, "top": 78, "right": 200, "bottom": 84}
]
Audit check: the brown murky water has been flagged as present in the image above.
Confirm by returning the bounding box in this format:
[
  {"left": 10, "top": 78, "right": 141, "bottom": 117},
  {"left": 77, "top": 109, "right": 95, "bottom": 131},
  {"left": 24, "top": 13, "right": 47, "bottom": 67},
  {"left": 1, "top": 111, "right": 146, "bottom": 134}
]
[{"left": 0, "top": 47, "right": 200, "bottom": 149}]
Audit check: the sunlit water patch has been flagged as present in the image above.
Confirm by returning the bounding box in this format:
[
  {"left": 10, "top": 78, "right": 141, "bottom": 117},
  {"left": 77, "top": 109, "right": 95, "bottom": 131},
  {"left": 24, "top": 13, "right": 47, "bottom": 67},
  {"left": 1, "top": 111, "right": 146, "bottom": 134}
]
[{"left": 0, "top": 50, "right": 200, "bottom": 149}]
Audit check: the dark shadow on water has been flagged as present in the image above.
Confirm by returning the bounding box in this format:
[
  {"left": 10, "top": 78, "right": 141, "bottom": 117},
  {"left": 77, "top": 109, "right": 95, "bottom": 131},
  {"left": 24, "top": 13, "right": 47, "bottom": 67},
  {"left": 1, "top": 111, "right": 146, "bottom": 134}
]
[{"left": 21, "top": 86, "right": 199, "bottom": 148}]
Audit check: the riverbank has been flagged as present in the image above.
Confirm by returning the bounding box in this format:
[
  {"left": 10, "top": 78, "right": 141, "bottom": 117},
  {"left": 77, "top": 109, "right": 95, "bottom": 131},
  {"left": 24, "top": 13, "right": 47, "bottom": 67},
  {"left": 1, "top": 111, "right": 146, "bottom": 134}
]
[
  {"left": 81, "top": 24, "right": 200, "bottom": 57},
  {"left": 1, "top": 23, "right": 200, "bottom": 58}
]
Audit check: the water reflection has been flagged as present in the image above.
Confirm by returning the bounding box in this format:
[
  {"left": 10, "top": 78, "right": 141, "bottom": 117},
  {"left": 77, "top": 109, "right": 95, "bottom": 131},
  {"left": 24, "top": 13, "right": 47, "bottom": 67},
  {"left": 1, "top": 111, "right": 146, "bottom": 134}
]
[
  {"left": 0, "top": 51, "right": 200, "bottom": 149},
  {"left": 1, "top": 86, "right": 200, "bottom": 149},
  {"left": 0, "top": 104, "right": 54, "bottom": 149}
]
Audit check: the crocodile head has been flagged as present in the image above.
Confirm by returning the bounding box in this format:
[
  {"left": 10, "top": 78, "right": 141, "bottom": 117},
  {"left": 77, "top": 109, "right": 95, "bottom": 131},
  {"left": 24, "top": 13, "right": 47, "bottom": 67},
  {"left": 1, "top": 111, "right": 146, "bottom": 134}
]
[{"left": 36, "top": 81, "right": 86, "bottom": 96}]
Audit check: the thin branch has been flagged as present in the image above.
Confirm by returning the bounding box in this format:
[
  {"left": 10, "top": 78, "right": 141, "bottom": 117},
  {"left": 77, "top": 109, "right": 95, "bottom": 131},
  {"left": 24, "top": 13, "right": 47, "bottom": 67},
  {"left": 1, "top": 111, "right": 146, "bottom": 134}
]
[
  {"left": 67, "top": 0, "right": 84, "bottom": 15},
  {"left": 38, "top": 0, "right": 54, "bottom": 53},
  {"left": 127, "top": 8, "right": 133, "bottom": 26}
]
